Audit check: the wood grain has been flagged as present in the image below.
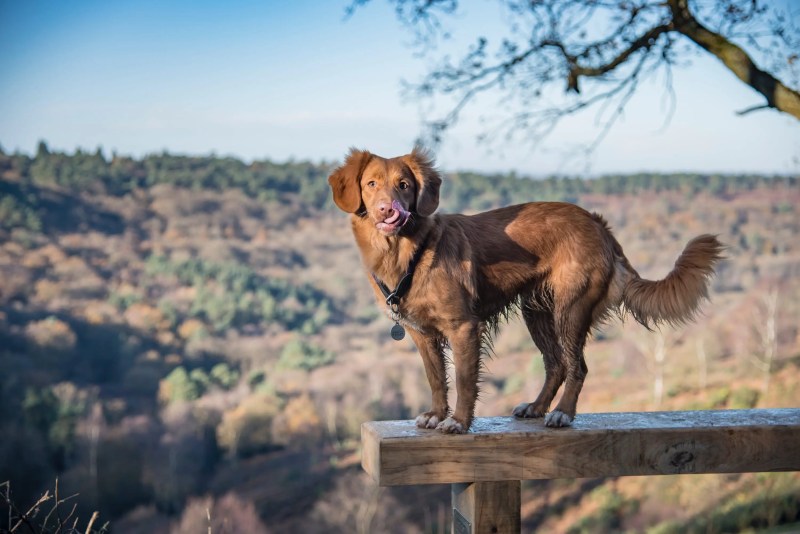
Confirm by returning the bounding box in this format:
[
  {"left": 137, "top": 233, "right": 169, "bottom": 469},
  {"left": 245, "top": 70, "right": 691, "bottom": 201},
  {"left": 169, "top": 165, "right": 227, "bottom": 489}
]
[{"left": 360, "top": 409, "right": 800, "bottom": 486}]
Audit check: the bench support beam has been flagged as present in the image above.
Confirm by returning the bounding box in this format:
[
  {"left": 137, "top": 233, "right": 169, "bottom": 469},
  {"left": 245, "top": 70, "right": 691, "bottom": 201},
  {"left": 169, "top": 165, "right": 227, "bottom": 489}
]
[{"left": 452, "top": 481, "right": 520, "bottom": 534}]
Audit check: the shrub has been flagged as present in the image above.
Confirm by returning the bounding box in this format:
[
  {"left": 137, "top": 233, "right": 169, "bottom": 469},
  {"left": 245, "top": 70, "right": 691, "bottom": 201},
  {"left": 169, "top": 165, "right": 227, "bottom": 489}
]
[
  {"left": 277, "top": 394, "right": 322, "bottom": 442},
  {"left": 277, "top": 338, "right": 335, "bottom": 371},
  {"left": 158, "top": 367, "right": 202, "bottom": 404},
  {"left": 210, "top": 363, "right": 239, "bottom": 390},
  {"left": 216, "top": 393, "right": 283, "bottom": 458},
  {"left": 0, "top": 194, "right": 42, "bottom": 232},
  {"left": 25, "top": 316, "right": 77, "bottom": 351},
  {"left": 729, "top": 387, "right": 760, "bottom": 409},
  {"left": 568, "top": 486, "right": 639, "bottom": 534}
]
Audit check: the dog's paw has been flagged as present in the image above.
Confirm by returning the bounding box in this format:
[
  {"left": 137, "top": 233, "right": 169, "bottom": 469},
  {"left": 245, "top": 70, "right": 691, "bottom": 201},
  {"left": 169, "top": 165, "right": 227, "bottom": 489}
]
[
  {"left": 435, "top": 416, "right": 467, "bottom": 434},
  {"left": 544, "top": 410, "right": 573, "bottom": 428},
  {"left": 512, "top": 402, "right": 545, "bottom": 419},
  {"left": 415, "top": 411, "right": 443, "bottom": 429}
]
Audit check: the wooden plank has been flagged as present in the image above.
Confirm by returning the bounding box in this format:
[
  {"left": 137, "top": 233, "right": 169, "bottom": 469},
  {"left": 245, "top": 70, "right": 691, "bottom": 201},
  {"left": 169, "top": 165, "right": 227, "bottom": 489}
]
[
  {"left": 361, "top": 408, "right": 800, "bottom": 486},
  {"left": 452, "top": 481, "right": 521, "bottom": 534}
]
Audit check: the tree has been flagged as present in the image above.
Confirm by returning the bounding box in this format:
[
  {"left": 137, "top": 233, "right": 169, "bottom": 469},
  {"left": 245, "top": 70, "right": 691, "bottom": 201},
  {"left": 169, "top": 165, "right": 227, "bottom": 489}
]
[
  {"left": 350, "top": 0, "right": 800, "bottom": 149},
  {"left": 158, "top": 367, "right": 202, "bottom": 404}
]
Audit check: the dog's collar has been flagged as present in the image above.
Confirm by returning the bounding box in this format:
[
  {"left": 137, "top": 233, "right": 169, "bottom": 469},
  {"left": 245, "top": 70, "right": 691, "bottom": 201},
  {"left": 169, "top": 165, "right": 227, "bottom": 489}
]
[{"left": 372, "top": 232, "right": 430, "bottom": 307}]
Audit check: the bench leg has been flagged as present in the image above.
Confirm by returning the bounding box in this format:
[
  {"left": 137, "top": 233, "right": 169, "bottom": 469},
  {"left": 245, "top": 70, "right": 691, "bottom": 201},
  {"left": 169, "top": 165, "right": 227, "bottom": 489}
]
[{"left": 451, "top": 480, "right": 521, "bottom": 534}]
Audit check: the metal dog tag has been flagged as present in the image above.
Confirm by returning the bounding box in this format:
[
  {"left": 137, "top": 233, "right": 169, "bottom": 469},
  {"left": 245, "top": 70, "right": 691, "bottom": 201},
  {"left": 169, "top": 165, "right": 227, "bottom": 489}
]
[{"left": 390, "top": 322, "right": 406, "bottom": 341}]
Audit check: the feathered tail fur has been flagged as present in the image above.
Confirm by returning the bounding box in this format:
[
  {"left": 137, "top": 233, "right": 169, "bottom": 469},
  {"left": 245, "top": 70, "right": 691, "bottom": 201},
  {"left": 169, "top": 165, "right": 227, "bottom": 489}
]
[{"left": 623, "top": 234, "right": 726, "bottom": 329}]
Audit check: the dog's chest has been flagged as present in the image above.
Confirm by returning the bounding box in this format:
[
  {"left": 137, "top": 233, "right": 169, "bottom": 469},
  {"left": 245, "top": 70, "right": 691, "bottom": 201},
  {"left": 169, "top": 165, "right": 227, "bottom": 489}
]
[{"left": 381, "top": 302, "right": 431, "bottom": 335}]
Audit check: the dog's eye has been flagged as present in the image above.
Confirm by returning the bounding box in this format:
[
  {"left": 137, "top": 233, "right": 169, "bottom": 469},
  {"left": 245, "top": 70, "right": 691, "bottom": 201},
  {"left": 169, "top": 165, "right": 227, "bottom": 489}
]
[
  {"left": 398, "top": 181, "right": 409, "bottom": 190},
  {"left": 367, "top": 181, "right": 376, "bottom": 188}
]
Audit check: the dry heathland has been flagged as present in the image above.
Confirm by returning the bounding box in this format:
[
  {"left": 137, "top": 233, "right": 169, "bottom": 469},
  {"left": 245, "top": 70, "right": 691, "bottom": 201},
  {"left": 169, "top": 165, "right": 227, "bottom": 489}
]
[{"left": 1, "top": 145, "right": 799, "bottom": 533}]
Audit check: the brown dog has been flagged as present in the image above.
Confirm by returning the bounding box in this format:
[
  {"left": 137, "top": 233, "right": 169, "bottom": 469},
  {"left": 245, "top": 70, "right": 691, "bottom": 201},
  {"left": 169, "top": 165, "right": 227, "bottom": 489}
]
[{"left": 328, "top": 147, "right": 724, "bottom": 433}]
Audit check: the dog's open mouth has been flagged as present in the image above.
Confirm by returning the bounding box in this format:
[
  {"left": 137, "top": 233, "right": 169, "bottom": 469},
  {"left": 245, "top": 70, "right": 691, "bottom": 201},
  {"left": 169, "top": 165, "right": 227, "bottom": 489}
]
[{"left": 376, "top": 200, "right": 411, "bottom": 235}]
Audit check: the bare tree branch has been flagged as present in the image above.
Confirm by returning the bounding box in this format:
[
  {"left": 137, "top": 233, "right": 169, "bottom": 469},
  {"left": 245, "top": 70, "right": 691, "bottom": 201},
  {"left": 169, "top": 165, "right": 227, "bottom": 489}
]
[
  {"left": 668, "top": 0, "right": 800, "bottom": 119},
  {"left": 351, "top": 0, "right": 800, "bottom": 152},
  {"left": 561, "top": 24, "right": 672, "bottom": 93}
]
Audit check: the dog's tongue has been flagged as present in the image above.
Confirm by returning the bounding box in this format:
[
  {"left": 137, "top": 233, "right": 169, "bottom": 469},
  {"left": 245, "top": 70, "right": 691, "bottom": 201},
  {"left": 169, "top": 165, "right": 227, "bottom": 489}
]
[
  {"left": 384, "top": 210, "right": 401, "bottom": 225},
  {"left": 386, "top": 200, "right": 409, "bottom": 224}
]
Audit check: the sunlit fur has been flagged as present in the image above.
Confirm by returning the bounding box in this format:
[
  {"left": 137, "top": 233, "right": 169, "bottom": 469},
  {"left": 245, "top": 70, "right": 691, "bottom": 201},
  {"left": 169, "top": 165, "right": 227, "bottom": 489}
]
[{"left": 329, "top": 148, "right": 725, "bottom": 433}]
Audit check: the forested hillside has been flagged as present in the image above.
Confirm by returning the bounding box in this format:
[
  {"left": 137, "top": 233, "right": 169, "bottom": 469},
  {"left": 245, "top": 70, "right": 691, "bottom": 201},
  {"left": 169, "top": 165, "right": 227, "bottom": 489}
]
[{"left": 1, "top": 144, "right": 799, "bottom": 533}]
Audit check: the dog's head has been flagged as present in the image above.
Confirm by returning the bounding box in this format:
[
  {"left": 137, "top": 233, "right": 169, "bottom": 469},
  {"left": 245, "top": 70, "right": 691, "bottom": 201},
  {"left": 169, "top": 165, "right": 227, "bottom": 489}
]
[{"left": 328, "top": 147, "right": 442, "bottom": 236}]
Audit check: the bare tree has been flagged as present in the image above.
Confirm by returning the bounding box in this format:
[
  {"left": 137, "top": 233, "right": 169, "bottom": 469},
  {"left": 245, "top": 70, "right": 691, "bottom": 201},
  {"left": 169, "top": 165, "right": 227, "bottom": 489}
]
[
  {"left": 651, "top": 331, "right": 667, "bottom": 408},
  {"left": 695, "top": 336, "right": 707, "bottom": 390},
  {"left": 349, "top": 0, "right": 800, "bottom": 149},
  {"left": 751, "top": 287, "right": 778, "bottom": 395},
  {"left": 636, "top": 330, "right": 668, "bottom": 408}
]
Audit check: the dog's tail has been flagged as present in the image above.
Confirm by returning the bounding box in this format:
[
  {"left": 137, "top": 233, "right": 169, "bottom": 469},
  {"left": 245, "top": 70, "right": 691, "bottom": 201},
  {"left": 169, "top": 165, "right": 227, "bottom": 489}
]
[{"left": 622, "top": 234, "right": 725, "bottom": 329}]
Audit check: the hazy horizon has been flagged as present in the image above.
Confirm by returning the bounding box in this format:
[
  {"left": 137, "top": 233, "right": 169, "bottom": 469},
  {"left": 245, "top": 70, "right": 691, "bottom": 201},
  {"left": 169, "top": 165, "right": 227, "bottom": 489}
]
[{"left": 4, "top": 138, "right": 799, "bottom": 180}]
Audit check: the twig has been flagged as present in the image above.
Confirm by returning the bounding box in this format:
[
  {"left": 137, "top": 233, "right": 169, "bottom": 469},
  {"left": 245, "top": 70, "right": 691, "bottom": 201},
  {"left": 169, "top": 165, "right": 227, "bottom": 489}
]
[
  {"left": 63, "top": 503, "right": 78, "bottom": 532},
  {"left": 84, "top": 511, "right": 99, "bottom": 534},
  {"left": 41, "top": 479, "right": 60, "bottom": 531},
  {"left": 736, "top": 103, "right": 771, "bottom": 115},
  {"left": 11, "top": 490, "right": 52, "bottom": 533},
  {"left": 2, "top": 481, "right": 12, "bottom": 534}
]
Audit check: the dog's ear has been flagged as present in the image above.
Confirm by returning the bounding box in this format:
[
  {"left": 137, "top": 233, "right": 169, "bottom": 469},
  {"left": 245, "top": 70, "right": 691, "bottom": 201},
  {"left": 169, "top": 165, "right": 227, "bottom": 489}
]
[
  {"left": 403, "top": 146, "right": 441, "bottom": 217},
  {"left": 328, "top": 148, "right": 372, "bottom": 213}
]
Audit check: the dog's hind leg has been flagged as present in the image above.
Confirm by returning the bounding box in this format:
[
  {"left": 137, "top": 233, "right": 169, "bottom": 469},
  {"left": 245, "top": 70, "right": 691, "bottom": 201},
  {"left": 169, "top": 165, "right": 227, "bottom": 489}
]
[
  {"left": 544, "top": 303, "right": 593, "bottom": 428},
  {"left": 512, "top": 307, "right": 566, "bottom": 419},
  {"left": 408, "top": 328, "right": 449, "bottom": 429}
]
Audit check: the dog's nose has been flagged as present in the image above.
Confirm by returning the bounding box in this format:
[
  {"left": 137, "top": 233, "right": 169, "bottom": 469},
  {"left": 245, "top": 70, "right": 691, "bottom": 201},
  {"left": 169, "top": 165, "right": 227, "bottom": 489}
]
[{"left": 377, "top": 201, "right": 395, "bottom": 217}]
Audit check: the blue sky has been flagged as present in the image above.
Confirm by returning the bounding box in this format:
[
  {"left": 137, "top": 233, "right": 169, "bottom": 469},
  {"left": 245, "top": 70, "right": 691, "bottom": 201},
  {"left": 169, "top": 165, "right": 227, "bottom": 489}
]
[{"left": 1, "top": 0, "right": 798, "bottom": 175}]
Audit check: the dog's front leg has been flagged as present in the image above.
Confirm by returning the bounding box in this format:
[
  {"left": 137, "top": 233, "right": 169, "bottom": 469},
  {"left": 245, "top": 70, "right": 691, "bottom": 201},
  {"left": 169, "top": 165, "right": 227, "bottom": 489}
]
[
  {"left": 408, "top": 328, "right": 449, "bottom": 429},
  {"left": 437, "top": 321, "right": 481, "bottom": 434}
]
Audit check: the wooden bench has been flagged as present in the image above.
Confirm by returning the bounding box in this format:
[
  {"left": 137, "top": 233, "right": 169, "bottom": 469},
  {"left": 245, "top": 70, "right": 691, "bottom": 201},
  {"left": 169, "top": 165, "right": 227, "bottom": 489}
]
[{"left": 361, "top": 408, "right": 800, "bottom": 533}]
